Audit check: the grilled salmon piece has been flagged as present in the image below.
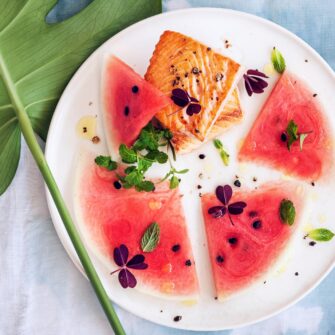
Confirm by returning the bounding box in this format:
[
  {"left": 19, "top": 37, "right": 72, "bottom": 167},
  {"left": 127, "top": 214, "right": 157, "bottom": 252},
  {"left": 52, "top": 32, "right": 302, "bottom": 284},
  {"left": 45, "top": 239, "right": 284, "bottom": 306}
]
[{"left": 145, "top": 30, "right": 243, "bottom": 153}]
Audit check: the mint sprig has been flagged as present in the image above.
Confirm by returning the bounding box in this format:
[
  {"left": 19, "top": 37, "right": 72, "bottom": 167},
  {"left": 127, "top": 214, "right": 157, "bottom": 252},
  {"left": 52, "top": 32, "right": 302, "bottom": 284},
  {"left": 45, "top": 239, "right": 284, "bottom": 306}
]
[
  {"left": 286, "top": 120, "right": 311, "bottom": 151},
  {"left": 160, "top": 167, "right": 189, "bottom": 189},
  {"left": 213, "top": 139, "right": 230, "bottom": 166},
  {"left": 117, "top": 123, "right": 187, "bottom": 192}
]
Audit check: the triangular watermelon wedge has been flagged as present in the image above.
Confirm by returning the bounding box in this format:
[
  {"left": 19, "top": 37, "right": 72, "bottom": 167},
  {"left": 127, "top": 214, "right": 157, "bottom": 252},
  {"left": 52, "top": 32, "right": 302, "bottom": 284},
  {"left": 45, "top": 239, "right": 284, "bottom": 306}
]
[
  {"left": 102, "top": 55, "right": 171, "bottom": 155},
  {"left": 239, "top": 72, "right": 333, "bottom": 181},
  {"left": 201, "top": 183, "right": 303, "bottom": 300},
  {"left": 74, "top": 154, "right": 198, "bottom": 300}
]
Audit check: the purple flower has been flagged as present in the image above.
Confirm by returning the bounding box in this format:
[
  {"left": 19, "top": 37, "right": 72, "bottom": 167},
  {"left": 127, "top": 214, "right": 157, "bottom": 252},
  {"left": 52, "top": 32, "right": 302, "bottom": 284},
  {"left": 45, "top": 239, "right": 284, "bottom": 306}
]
[
  {"left": 243, "top": 69, "right": 269, "bottom": 96},
  {"left": 171, "top": 88, "right": 201, "bottom": 116},
  {"left": 111, "top": 244, "right": 148, "bottom": 288},
  {"left": 208, "top": 185, "right": 247, "bottom": 225}
]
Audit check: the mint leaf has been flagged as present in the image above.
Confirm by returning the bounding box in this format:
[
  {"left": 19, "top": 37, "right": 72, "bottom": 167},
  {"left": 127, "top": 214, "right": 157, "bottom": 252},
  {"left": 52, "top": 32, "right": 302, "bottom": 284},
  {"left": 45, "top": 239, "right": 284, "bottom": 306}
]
[
  {"left": 213, "top": 139, "right": 223, "bottom": 149},
  {"left": 271, "top": 47, "right": 286, "bottom": 74},
  {"left": 286, "top": 120, "right": 299, "bottom": 151},
  {"left": 135, "top": 180, "right": 155, "bottom": 192},
  {"left": 94, "top": 155, "right": 117, "bottom": 171},
  {"left": 220, "top": 149, "right": 230, "bottom": 166},
  {"left": 124, "top": 170, "right": 143, "bottom": 186},
  {"left": 124, "top": 166, "right": 136, "bottom": 174},
  {"left": 137, "top": 157, "right": 153, "bottom": 173},
  {"left": 280, "top": 199, "right": 296, "bottom": 225},
  {"left": 119, "top": 144, "right": 137, "bottom": 163},
  {"left": 155, "top": 151, "right": 169, "bottom": 164},
  {"left": 174, "top": 168, "right": 189, "bottom": 174},
  {"left": 299, "top": 133, "right": 308, "bottom": 151},
  {"left": 169, "top": 176, "right": 179, "bottom": 189},
  {"left": 141, "top": 222, "right": 160, "bottom": 252},
  {"left": 308, "top": 228, "right": 335, "bottom": 242},
  {"left": 145, "top": 150, "right": 168, "bottom": 164}
]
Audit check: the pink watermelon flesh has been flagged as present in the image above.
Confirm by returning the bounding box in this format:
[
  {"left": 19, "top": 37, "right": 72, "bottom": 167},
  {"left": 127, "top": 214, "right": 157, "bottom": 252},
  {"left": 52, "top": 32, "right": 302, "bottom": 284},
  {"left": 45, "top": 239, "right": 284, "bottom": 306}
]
[
  {"left": 103, "top": 55, "right": 171, "bottom": 153},
  {"left": 201, "top": 183, "right": 303, "bottom": 299},
  {"left": 239, "top": 72, "right": 332, "bottom": 181},
  {"left": 75, "top": 157, "right": 198, "bottom": 298}
]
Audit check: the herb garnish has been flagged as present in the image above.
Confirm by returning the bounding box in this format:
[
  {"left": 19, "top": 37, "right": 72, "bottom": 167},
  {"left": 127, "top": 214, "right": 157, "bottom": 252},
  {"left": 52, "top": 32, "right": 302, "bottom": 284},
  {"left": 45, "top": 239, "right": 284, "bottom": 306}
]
[
  {"left": 95, "top": 123, "right": 187, "bottom": 192},
  {"left": 111, "top": 244, "right": 148, "bottom": 288},
  {"left": 271, "top": 47, "right": 286, "bottom": 74},
  {"left": 160, "top": 167, "right": 189, "bottom": 189},
  {"left": 285, "top": 120, "right": 311, "bottom": 151},
  {"left": 213, "top": 139, "right": 230, "bottom": 166},
  {"left": 171, "top": 88, "right": 202, "bottom": 116},
  {"left": 308, "top": 228, "right": 335, "bottom": 242},
  {"left": 141, "top": 222, "right": 160, "bottom": 252},
  {"left": 243, "top": 69, "right": 269, "bottom": 96},
  {"left": 279, "top": 199, "right": 296, "bottom": 225},
  {"left": 95, "top": 155, "right": 117, "bottom": 171},
  {"left": 208, "top": 185, "right": 247, "bottom": 225}
]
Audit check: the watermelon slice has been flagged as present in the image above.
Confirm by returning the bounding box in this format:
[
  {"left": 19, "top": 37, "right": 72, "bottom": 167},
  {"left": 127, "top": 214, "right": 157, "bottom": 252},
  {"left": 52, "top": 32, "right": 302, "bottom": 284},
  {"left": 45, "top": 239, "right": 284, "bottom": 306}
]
[
  {"left": 239, "top": 72, "right": 333, "bottom": 181},
  {"left": 74, "top": 155, "right": 198, "bottom": 299},
  {"left": 102, "top": 55, "right": 171, "bottom": 155},
  {"left": 201, "top": 183, "right": 303, "bottom": 300}
]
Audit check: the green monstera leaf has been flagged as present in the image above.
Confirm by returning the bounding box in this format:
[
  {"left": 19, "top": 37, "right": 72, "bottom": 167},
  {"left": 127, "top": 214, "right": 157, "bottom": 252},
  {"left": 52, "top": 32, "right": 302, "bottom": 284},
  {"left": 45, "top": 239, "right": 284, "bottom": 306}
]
[{"left": 0, "top": 0, "right": 162, "bottom": 195}]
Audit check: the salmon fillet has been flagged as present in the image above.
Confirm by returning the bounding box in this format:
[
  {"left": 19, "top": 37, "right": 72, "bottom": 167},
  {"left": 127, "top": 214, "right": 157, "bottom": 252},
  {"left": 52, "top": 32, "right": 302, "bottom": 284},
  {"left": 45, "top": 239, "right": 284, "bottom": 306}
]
[{"left": 145, "top": 30, "right": 243, "bottom": 153}]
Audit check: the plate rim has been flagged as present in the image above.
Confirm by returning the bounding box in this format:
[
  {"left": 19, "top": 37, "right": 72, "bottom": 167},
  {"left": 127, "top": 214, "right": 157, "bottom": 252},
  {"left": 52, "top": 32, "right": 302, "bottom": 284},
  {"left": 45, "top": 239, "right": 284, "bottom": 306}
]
[{"left": 45, "top": 7, "right": 335, "bottom": 331}]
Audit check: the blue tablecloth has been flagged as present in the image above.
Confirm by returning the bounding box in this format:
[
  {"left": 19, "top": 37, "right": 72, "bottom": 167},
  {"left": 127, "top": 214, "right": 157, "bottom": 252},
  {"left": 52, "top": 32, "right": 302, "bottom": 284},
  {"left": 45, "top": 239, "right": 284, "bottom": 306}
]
[{"left": 1, "top": 1, "right": 334, "bottom": 334}]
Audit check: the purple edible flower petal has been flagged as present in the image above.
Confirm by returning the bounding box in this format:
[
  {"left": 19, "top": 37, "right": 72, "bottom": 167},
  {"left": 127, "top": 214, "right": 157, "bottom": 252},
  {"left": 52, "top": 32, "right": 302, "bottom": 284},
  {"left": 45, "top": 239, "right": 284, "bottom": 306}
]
[
  {"left": 186, "top": 103, "right": 201, "bottom": 116},
  {"left": 127, "top": 254, "right": 148, "bottom": 270},
  {"left": 171, "top": 96, "right": 189, "bottom": 107},
  {"left": 118, "top": 268, "right": 137, "bottom": 288},
  {"left": 216, "top": 185, "right": 232, "bottom": 205},
  {"left": 243, "top": 69, "right": 269, "bottom": 96},
  {"left": 172, "top": 88, "right": 190, "bottom": 100},
  {"left": 113, "top": 244, "right": 128, "bottom": 267},
  {"left": 171, "top": 88, "right": 190, "bottom": 107},
  {"left": 208, "top": 206, "right": 226, "bottom": 218},
  {"left": 247, "top": 69, "right": 269, "bottom": 78},
  {"left": 228, "top": 201, "right": 247, "bottom": 215},
  {"left": 244, "top": 76, "right": 253, "bottom": 96}
]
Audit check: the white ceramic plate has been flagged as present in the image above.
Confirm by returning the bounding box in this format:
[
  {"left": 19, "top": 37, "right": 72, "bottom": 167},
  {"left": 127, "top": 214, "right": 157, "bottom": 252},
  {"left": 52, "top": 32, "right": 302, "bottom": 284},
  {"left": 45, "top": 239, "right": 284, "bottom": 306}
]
[{"left": 45, "top": 8, "right": 335, "bottom": 331}]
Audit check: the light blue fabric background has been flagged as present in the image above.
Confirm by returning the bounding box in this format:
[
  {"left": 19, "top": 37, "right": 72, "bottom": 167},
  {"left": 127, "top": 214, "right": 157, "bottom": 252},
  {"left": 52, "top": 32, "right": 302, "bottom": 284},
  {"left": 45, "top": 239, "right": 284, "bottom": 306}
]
[{"left": 1, "top": 1, "right": 334, "bottom": 334}]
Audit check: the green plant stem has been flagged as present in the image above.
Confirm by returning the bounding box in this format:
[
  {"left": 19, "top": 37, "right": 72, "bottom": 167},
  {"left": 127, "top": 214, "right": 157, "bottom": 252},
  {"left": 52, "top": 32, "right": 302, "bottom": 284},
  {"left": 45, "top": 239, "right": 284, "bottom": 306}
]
[{"left": 0, "top": 55, "right": 126, "bottom": 335}]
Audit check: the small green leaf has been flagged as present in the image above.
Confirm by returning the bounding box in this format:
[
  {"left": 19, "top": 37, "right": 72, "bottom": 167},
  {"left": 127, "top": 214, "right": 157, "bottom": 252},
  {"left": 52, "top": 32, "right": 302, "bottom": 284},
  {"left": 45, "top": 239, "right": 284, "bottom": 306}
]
[
  {"left": 271, "top": 47, "right": 286, "bottom": 74},
  {"left": 141, "top": 222, "right": 160, "bottom": 252},
  {"left": 299, "top": 133, "right": 308, "bottom": 151},
  {"left": 124, "top": 166, "right": 136, "bottom": 174},
  {"left": 286, "top": 120, "right": 299, "bottom": 151},
  {"left": 213, "top": 139, "right": 229, "bottom": 166},
  {"left": 308, "top": 228, "right": 335, "bottom": 242},
  {"left": 155, "top": 151, "right": 169, "bottom": 164},
  {"left": 169, "top": 175, "right": 179, "bottom": 189},
  {"left": 213, "top": 139, "right": 223, "bottom": 149},
  {"left": 135, "top": 180, "right": 155, "bottom": 192},
  {"left": 163, "top": 129, "right": 173, "bottom": 140},
  {"left": 119, "top": 144, "right": 137, "bottom": 164},
  {"left": 174, "top": 168, "right": 189, "bottom": 174},
  {"left": 280, "top": 199, "right": 296, "bottom": 225},
  {"left": 137, "top": 157, "right": 153, "bottom": 173},
  {"left": 124, "top": 170, "right": 143, "bottom": 186},
  {"left": 220, "top": 149, "right": 230, "bottom": 166},
  {"left": 94, "top": 155, "right": 117, "bottom": 171}
]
